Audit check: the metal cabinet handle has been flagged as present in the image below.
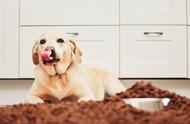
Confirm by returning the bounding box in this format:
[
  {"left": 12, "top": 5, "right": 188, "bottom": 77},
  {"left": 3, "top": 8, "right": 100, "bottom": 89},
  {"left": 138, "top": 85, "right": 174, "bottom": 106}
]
[
  {"left": 144, "top": 32, "right": 163, "bottom": 37},
  {"left": 66, "top": 32, "right": 79, "bottom": 36}
]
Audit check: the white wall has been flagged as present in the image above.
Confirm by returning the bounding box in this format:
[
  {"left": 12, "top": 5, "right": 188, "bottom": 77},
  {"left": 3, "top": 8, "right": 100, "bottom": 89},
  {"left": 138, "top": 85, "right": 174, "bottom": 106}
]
[{"left": 0, "top": 79, "right": 190, "bottom": 105}]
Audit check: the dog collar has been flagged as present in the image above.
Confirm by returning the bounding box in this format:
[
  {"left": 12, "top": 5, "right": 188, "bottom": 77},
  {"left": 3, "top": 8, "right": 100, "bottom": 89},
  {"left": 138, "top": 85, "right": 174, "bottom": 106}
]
[{"left": 49, "top": 72, "right": 66, "bottom": 78}]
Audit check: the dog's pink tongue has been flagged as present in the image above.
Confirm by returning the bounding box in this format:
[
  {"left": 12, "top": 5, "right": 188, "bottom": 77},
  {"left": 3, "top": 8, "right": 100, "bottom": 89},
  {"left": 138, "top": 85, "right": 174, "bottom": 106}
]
[{"left": 41, "top": 50, "right": 53, "bottom": 61}]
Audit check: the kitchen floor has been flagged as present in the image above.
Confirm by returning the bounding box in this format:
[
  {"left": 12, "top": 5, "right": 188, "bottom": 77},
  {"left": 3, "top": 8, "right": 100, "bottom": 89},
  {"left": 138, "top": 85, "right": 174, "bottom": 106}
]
[{"left": 0, "top": 79, "right": 190, "bottom": 105}]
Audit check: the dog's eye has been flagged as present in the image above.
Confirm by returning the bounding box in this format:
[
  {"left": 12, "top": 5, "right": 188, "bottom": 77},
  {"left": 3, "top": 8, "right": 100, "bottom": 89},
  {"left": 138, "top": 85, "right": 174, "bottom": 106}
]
[
  {"left": 57, "top": 38, "right": 64, "bottom": 43},
  {"left": 40, "top": 39, "right": 46, "bottom": 44}
]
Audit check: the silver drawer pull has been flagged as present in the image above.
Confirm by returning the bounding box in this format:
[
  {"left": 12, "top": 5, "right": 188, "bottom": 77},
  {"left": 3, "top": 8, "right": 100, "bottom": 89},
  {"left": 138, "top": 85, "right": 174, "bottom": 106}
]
[
  {"left": 66, "top": 32, "right": 79, "bottom": 36},
  {"left": 144, "top": 32, "right": 163, "bottom": 37}
]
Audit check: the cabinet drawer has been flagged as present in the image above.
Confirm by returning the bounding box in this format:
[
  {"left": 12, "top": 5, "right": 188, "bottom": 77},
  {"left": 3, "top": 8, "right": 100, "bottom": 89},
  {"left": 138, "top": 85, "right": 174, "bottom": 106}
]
[
  {"left": 188, "top": 0, "right": 190, "bottom": 25},
  {"left": 120, "top": 26, "right": 187, "bottom": 78},
  {"left": 20, "top": 0, "right": 119, "bottom": 25},
  {"left": 120, "top": 0, "right": 186, "bottom": 24},
  {"left": 20, "top": 26, "right": 119, "bottom": 78}
]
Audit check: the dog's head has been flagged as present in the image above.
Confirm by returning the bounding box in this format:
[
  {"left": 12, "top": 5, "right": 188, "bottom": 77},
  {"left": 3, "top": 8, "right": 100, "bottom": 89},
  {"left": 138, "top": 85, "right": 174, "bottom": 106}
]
[{"left": 32, "top": 32, "right": 82, "bottom": 76}]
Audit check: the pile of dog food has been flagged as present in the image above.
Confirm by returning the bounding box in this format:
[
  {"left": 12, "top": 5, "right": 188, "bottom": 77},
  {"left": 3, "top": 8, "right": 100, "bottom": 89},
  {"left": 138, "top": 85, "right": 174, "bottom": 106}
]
[{"left": 0, "top": 81, "right": 190, "bottom": 124}]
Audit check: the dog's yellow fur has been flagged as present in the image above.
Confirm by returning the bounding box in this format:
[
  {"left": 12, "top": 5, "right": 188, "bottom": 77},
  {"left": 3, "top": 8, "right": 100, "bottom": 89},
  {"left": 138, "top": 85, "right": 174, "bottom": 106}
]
[{"left": 25, "top": 32, "right": 125, "bottom": 103}]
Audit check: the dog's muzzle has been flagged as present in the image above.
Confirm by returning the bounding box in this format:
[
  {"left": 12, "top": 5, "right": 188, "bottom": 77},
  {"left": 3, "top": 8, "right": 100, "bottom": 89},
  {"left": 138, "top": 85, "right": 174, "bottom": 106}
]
[{"left": 41, "top": 47, "right": 60, "bottom": 65}]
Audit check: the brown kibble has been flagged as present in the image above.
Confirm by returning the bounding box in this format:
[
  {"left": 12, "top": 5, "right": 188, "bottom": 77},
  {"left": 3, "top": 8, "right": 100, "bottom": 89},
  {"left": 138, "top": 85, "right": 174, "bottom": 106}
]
[{"left": 0, "top": 82, "right": 190, "bottom": 124}]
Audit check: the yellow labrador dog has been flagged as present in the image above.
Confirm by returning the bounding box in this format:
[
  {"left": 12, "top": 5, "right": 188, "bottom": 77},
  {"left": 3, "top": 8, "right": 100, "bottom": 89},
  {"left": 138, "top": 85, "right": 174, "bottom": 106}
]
[{"left": 26, "top": 32, "right": 125, "bottom": 104}]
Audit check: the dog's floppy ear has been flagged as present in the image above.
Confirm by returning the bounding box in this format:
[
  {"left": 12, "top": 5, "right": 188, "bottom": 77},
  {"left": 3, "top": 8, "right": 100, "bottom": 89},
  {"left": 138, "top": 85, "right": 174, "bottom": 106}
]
[
  {"left": 32, "top": 41, "right": 39, "bottom": 65},
  {"left": 69, "top": 38, "right": 82, "bottom": 63}
]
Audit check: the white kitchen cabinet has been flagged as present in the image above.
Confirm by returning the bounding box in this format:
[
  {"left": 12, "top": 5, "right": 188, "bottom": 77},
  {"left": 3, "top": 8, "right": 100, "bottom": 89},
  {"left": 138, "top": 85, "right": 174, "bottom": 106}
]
[
  {"left": 20, "top": 0, "right": 119, "bottom": 25},
  {"left": 0, "top": 0, "right": 19, "bottom": 78},
  {"left": 188, "top": 0, "right": 190, "bottom": 25},
  {"left": 120, "top": 26, "right": 187, "bottom": 78},
  {"left": 120, "top": 0, "right": 186, "bottom": 24},
  {"left": 188, "top": 27, "right": 190, "bottom": 77},
  {"left": 20, "top": 26, "right": 119, "bottom": 78}
]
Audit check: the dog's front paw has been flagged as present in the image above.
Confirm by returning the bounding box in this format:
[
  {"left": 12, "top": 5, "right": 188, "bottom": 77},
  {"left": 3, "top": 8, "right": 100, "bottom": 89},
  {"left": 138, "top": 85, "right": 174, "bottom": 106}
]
[
  {"left": 78, "top": 97, "right": 94, "bottom": 102},
  {"left": 78, "top": 97, "right": 89, "bottom": 102},
  {"left": 25, "top": 96, "right": 44, "bottom": 104}
]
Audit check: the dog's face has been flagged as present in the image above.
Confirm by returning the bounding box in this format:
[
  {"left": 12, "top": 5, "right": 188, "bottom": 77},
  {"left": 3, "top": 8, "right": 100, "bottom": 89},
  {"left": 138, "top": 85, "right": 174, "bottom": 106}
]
[{"left": 32, "top": 32, "right": 82, "bottom": 76}]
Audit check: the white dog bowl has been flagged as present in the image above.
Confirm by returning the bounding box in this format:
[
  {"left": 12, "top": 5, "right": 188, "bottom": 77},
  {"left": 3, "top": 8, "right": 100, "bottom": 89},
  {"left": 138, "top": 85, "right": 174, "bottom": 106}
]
[{"left": 123, "top": 98, "right": 170, "bottom": 112}]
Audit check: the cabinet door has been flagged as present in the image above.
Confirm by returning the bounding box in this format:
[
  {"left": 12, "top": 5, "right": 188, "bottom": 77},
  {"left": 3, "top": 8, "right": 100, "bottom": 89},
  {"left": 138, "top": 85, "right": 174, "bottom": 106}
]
[
  {"left": 120, "top": 0, "right": 186, "bottom": 24},
  {"left": 20, "top": 0, "right": 119, "bottom": 25},
  {"left": 120, "top": 26, "right": 187, "bottom": 78},
  {"left": 20, "top": 26, "right": 119, "bottom": 78},
  {"left": 0, "top": 0, "right": 19, "bottom": 78},
  {"left": 188, "top": 27, "right": 190, "bottom": 77},
  {"left": 188, "top": 0, "right": 190, "bottom": 25}
]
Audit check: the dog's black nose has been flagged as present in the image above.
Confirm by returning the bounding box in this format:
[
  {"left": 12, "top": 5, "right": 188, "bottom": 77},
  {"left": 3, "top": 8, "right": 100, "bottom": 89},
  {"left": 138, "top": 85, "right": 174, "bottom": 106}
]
[
  {"left": 50, "top": 49, "right": 56, "bottom": 58},
  {"left": 44, "top": 46, "right": 55, "bottom": 52},
  {"left": 43, "top": 47, "right": 60, "bottom": 65},
  {"left": 44, "top": 47, "right": 56, "bottom": 58}
]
